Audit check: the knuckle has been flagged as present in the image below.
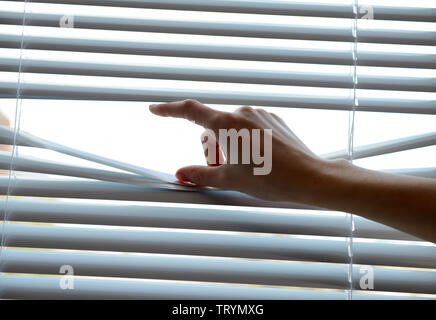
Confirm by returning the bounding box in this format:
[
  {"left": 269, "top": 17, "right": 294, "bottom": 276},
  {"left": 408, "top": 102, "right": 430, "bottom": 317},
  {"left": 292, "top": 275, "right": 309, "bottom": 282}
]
[
  {"left": 183, "top": 99, "right": 199, "bottom": 108},
  {"left": 236, "top": 106, "right": 254, "bottom": 114},
  {"left": 182, "top": 99, "right": 199, "bottom": 119},
  {"left": 256, "top": 108, "right": 268, "bottom": 115},
  {"left": 270, "top": 112, "right": 284, "bottom": 123},
  {"left": 184, "top": 98, "right": 197, "bottom": 105},
  {"left": 269, "top": 112, "right": 280, "bottom": 121}
]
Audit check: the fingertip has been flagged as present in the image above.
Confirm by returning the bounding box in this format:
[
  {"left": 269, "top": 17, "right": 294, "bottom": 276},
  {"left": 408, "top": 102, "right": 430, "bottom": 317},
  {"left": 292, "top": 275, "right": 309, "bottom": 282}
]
[
  {"left": 149, "top": 104, "right": 158, "bottom": 113},
  {"left": 175, "top": 170, "right": 186, "bottom": 181},
  {"left": 149, "top": 104, "right": 167, "bottom": 117},
  {"left": 175, "top": 170, "right": 197, "bottom": 186}
]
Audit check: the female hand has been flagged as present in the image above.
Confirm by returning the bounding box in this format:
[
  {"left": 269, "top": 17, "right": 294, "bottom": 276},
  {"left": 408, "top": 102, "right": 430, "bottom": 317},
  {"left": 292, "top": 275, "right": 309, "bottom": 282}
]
[
  {"left": 150, "top": 99, "right": 329, "bottom": 204},
  {"left": 150, "top": 99, "right": 436, "bottom": 242}
]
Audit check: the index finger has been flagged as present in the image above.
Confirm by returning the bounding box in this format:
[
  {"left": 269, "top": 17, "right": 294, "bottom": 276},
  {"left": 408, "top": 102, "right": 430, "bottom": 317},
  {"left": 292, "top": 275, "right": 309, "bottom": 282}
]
[{"left": 149, "top": 99, "right": 223, "bottom": 129}]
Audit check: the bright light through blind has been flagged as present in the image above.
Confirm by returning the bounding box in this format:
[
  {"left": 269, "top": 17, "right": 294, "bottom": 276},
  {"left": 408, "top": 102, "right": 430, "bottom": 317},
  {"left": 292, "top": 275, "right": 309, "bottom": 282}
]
[{"left": 0, "top": 0, "right": 435, "bottom": 299}]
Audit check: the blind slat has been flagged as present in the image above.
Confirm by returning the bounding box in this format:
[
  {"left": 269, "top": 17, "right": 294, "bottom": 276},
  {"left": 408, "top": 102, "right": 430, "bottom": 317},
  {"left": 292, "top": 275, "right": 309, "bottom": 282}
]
[
  {"left": 0, "top": 26, "right": 359, "bottom": 66},
  {"left": 323, "top": 131, "right": 436, "bottom": 160},
  {"left": 353, "top": 240, "right": 436, "bottom": 269},
  {"left": 2, "top": 25, "right": 435, "bottom": 68},
  {"left": 1, "top": 72, "right": 435, "bottom": 114},
  {"left": 0, "top": 49, "right": 354, "bottom": 89},
  {"left": 0, "top": 199, "right": 417, "bottom": 241},
  {"left": 2, "top": 222, "right": 350, "bottom": 263},
  {"left": 2, "top": 247, "right": 435, "bottom": 294},
  {"left": 2, "top": 3, "right": 435, "bottom": 45},
  {"left": 1, "top": 247, "right": 349, "bottom": 290},
  {"left": 0, "top": 124, "right": 176, "bottom": 183},
  {"left": 0, "top": 151, "right": 190, "bottom": 190},
  {"left": 2, "top": 222, "right": 435, "bottom": 268},
  {"left": 2, "top": 273, "right": 434, "bottom": 300},
  {"left": 1, "top": 0, "right": 355, "bottom": 19},
  {"left": 0, "top": 175, "right": 434, "bottom": 214},
  {"left": 387, "top": 167, "right": 436, "bottom": 179},
  {"left": 0, "top": 273, "right": 349, "bottom": 300},
  {"left": 11, "top": 0, "right": 436, "bottom": 22},
  {"left": 0, "top": 4, "right": 352, "bottom": 42},
  {"left": 1, "top": 49, "right": 434, "bottom": 92},
  {"left": 0, "top": 177, "right": 317, "bottom": 210}
]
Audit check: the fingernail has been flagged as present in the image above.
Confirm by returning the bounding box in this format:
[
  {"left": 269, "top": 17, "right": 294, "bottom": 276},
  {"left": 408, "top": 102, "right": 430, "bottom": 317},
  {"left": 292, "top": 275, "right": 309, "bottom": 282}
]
[
  {"left": 176, "top": 171, "right": 186, "bottom": 180},
  {"left": 176, "top": 171, "right": 196, "bottom": 186},
  {"left": 149, "top": 104, "right": 157, "bottom": 110}
]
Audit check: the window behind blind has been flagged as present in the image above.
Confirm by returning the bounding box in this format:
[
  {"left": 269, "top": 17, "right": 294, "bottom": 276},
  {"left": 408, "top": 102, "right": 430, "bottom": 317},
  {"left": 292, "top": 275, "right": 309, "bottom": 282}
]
[{"left": 0, "top": 0, "right": 435, "bottom": 299}]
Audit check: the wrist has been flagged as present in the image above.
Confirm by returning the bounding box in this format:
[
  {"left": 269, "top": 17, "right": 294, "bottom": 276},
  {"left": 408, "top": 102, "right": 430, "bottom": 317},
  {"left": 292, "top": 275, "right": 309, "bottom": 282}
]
[{"left": 303, "top": 157, "right": 354, "bottom": 209}]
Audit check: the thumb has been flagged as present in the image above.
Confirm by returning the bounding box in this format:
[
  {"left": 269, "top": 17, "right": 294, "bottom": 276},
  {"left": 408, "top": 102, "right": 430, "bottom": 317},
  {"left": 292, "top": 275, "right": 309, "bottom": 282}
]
[{"left": 176, "top": 165, "right": 228, "bottom": 188}]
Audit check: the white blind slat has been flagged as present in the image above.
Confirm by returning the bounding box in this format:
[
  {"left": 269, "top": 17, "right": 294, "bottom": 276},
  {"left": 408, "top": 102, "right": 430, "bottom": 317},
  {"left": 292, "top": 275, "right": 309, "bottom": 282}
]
[
  {"left": 3, "top": 273, "right": 434, "bottom": 300},
  {"left": 2, "top": 247, "right": 434, "bottom": 294},
  {"left": 2, "top": 222, "right": 350, "bottom": 263},
  {"left": 10, "top": 0, "right": 435, "bottom": 22},
  {"left": 1, "top": 48, "right": 435, "bottom": 92},
  {"left": 387, "top": 167, "right": 436, "bottom": 179},
  {"left": 323, "top": 131, "right": 436, "bottom": 160},
  {"left": 1, "top": 72, "right": 435, "bottom": 114},
  {"left": 0, "top": 273, "right": 350, "bottom": 300},
  {"left": 3, "top": 222, "right": 435, "bottom": 268},
  {"left": 0, "top": 199, "right": 418, "bottom": 241},
  {"left": 0, "top": 151, "right": 186, "bottom": 190},
  {"left": 1, "top": 247, "right": 349, "bottom": 290},
  {"left": 2, "top": 25, "right": 435, "bottom": 68},
  {"left": 2, "top": 2, "right": 435, "bottom": 45},
  {"left": 0, "top": 176, "right": 317, "bottom": 210}
]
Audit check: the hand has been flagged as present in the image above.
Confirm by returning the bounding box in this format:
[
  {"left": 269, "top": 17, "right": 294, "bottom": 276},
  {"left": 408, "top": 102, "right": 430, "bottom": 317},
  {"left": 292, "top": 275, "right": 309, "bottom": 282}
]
[
  {"left": 150, "top": 99, "right": 436, "bottom": 242},
  {"left": 149, "top": 99, "right": 329, "bottom": 204}
]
